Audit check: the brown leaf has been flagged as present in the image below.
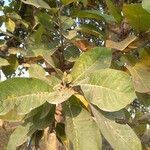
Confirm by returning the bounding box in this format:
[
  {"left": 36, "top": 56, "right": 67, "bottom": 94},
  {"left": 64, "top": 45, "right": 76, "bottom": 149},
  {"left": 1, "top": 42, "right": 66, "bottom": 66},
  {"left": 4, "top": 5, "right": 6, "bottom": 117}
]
[
  {"left": 125, "top": 31, "right": 150, "bottom": 52},
  {"left": 72, "top": 39, "right": 93, "bottom": 52},
  {"left": 106, "top": 34, "right": 137, "bottom": 51}
]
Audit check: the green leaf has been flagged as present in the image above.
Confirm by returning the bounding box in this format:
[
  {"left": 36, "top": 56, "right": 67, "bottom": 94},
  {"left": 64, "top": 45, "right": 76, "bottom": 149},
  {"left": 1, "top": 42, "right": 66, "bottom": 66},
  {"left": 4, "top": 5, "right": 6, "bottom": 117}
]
[
  {"left": 62, "top": 0, "right": 87, "bottom": 6},
  {"left": 6, "top": 12, "right": 22, "bottom": 20},
  {"left": 105, "top": 0, "right": 122, "bottom": 23},
  {"left": 29, "top": 65, "right": 73, "bottom": 105},
  {"left": 123, "top": 4, "right": 150, "bottom": 32},
  {"left": 73, "top": 10, "right": 115, "bottom": 23},
  {"left": 1, "top": 55, "right": 19, "bottom": 77},
  {"left": 76, "top": 24, "right": 103, "bottom": 38},
  {"left": 24, "top": 102, "right": 50, "bottom": 120},
  {"left": 37, "top": 13, "right": 54, "bottom": 30},
  {"left": 62, "top": 0, "right": 77, "bottom": 5},
  {"left": 79, "top": 0, "right": 88, "bottom": 6},
  {"left": 56, "top": 123, "right": 67, "bottom": 146},
  {"left": 33, "top": 25, "right": 46, "bottom": 44},
  {"left": 71, "top": 47, "right": 112, "bottom": 83},
  {"left": 64, "top": 46, "right": 80, "bottom": 62},
  {"left": 6, "top": 123, "right": 33, "bottom": 150},
  {"left": 136, "top": 93, "right": 150, "bottom": 107},
  {"left": 26, "top": 44, "right": 56, "bottom": 67},
  {"left": 29, "top": 64, "right": 52, "bottom": 81},
  {"left": 91, "top": 105, "right": 142, "bottom": 150},
  {"left": 0, "top": 57, "right": 9, "bottom": 66},
  {"left": 21, "top": 0, "right": 50, "bottom": 9},
  {"left": 124, "top": 49, "right": 150, "bottom": 93},
  {"left": 29, "top": 64, "right": 46, "bottom": 79},
  {"left": 29, "top": 64, "right": 61, "bottom": 86},
  {"left": 63, "top": 96, "right": 102, "bottom": 150},
  {"left": 0, "top": 78, "right": 53, "bottom": 115},
  {"left": 26, "top": 44, "right": 56, "bottom": 57},
  {"left": 47, "top": 88, "right": 75, "bottom": 104},
  {"left": 80, "top": 69, "right": 136, "bottom": 111},
  {"left": 61, "top": 16, "right": 75, "bottom": 30},
  {"left": 142, "top": 0, "right": 150, "bottom": 13},
  {"left": 31, "top": 104, "right": 55, "bottom": 130},
  {"left": 0, "top": 109, "right": 25, "bottom": 122}
]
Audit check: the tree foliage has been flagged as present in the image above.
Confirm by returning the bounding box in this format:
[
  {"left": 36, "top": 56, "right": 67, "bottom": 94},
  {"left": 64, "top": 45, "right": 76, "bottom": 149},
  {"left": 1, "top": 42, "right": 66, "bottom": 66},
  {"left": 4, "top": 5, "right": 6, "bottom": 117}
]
[{"left": 0, "top": 0, "right": 150, "bottom": 149}]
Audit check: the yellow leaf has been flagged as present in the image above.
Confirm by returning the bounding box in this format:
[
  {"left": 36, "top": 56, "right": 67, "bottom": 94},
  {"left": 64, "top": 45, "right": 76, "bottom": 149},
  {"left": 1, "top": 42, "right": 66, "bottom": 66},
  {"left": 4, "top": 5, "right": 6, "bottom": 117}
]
[
  {"left": 6, "top": 18, "right": 15, "bottom": 33},
  {"left": 74, "top": 93, "right": 89, "bottom": 109}
]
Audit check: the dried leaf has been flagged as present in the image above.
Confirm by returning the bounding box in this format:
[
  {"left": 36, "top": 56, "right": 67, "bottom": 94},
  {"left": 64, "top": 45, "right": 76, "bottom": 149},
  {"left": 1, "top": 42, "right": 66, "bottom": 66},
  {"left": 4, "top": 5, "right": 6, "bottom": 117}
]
[{"left": 106, "top": 34, "right": 137, "bottom": 51}]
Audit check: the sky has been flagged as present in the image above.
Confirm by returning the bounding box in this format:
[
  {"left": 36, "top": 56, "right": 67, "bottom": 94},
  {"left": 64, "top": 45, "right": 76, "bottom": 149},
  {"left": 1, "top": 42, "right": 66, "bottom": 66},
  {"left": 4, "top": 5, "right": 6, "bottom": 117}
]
[
  {"left": 4, "top": 0, "right": 10, "bottom": 6},
  {"left": 0, "top": 0, "right": 11, "bottom": 33}
]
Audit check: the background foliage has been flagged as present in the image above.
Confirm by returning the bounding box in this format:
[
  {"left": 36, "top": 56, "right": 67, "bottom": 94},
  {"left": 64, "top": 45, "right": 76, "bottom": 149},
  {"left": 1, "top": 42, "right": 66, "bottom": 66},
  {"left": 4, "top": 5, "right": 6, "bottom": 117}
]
[{"left": 0, "top": 0, "right": 150, "bottom": 149}]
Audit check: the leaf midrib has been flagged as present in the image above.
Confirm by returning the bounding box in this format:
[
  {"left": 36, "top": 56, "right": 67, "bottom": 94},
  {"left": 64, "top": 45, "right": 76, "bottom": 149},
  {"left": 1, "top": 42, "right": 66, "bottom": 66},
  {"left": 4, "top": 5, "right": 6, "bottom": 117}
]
[
  {"left": 3, "top": 91, "right": 50, "bottom": 102},
  {"left": 81, "top": 83, "right": 131, "bottom": 95}
]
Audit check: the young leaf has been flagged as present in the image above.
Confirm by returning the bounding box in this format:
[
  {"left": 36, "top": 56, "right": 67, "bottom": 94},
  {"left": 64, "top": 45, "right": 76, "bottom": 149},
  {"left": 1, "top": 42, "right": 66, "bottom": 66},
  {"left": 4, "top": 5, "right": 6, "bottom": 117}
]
[
  {"left": 21, "top": 0, "right": 50, "bottom": 9},
  {"left": 0, "top": 78, "right": 53, "bottom": 115},
  {"left": 71, "top": 47, "right": 112, "bottom": 83},
  {"left": 91, "top": 105, "right": 142, "bottom": 150},
  {"left": 142, "top": 0, "right": 150, "bottom": 13},
  {"left": 6, "top": 123, "right": 33, "bottom": 150},
  {"left": 63, "top": 96, "right": 102, "bottom": 150},
  {"left": 80, "top": 69, "right": 136, "bottom": 111},
  {"left": 123, "top": 4, "right": 150, "bottom": 32}
]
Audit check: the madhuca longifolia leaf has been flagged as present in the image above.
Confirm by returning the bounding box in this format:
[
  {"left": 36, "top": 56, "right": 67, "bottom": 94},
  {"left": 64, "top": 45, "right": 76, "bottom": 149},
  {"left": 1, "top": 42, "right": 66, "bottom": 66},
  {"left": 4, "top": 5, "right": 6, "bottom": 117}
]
[
  {"left": 142, "top": 0, "right": 150, "bottom": 13},
  {"left": 6, "top": 122, "right": 34, "bottom": 150},
  {"left": 63, "top": 96, "right": 102, "bottom": 150},
  {"left": 124, "top": 49, "right": 150, "bottom": 93},
  {"left": 80, "top": 69, "right": 136, "bottom": 111},
  {"left": 91, "top": 105, "right": 142, "bottom": 150},
  {"left": 21, "top": 0, "right": 50, "bottom": 9},
  {"left": 0, "top": 77, "right": 75, "bottom": 115},
  {"left": 71, "top": 47, "right": 112, "bottom": 83},
  {"left": 123, "top": 4, "right": 150, "bottom": 32},
  {"left": 0, "top": 78, "right": 53, "bottom": 115}
]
